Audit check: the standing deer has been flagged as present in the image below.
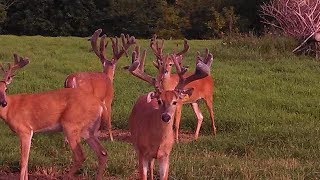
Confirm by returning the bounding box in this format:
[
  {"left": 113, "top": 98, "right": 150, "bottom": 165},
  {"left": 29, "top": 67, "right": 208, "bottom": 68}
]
[
  {"left": 65, "top": 29, "right": 136, "bottom": 141},
  {"left": 128, "top": 48, "right": 212, "bottom": 180},
  {"left": 0, "top": 54, "right": 108, "bottom": 180},
  {"left": 131, "top": 36, "right": 215, "bottom": 142}
]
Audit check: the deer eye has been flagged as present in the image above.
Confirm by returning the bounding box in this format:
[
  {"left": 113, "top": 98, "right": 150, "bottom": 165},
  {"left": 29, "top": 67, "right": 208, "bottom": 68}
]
[
  {"left": 172, "top": 101, "right": 177, "bottom": 105},
  {"left": 169, "top": 64, "right": 173, "bottom": 67},
  {"left": 157, "top": 100, "right": 162, "bottom": 105}
]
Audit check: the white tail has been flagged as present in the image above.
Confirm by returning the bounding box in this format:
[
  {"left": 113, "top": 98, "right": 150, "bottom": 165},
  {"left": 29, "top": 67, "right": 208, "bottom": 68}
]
[
  {"left": 128, "top": 48, "right": 211, "bottom": 179},
  {"left": 64, "top": 29, "right": 136, "bottom": 141},
  {"left": 0, "top": 54, "right": 108, "bottom": 180}
]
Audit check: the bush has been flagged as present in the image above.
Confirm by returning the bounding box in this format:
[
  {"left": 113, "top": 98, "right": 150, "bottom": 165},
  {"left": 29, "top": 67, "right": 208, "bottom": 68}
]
[{"left": 212, "top": 34, "right": 298, "bottom": 61}]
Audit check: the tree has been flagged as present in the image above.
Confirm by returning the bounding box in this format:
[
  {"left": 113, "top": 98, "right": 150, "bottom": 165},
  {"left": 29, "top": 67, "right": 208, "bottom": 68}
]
[
  {"left": 261, "top": 0, "right": 320, "bottom": 58},
  {"left": 0, "top": 0, "right": 16, "bottom": 32},
  {"left": 154, "top": 2, "right": 189, "bottom": 38},
  {"left": 0, "top": 4, "right": 6, "bottom": 23},
  {"left": 4, "top": 0, "right": 96, "bottom": 36}
]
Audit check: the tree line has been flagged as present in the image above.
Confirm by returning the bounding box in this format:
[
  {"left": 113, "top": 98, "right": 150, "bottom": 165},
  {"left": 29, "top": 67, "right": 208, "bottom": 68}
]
[{"left": 0, "top": 0, "right": 266, "bottom": 39}]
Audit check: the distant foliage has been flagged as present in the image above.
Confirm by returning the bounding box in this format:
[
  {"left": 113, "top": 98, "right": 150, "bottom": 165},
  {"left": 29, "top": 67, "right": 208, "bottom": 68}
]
[
  {"left": 0, "top": 4, "right": 6, "bottom": 23},
  {"left": 0, "top": 0, "right": 266, "bottom": 38}
]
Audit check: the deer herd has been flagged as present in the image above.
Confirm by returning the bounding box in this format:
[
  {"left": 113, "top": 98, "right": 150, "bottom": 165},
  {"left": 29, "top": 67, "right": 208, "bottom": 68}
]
[{"left": 0, "top": 29, "right": 215, "bottom": 180}]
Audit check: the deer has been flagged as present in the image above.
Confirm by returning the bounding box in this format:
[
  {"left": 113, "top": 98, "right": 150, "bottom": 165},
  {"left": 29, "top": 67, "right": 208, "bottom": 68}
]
[
  {"left": 0, "top": 54, "right": 109, "bottom": 180},
  {"left": 127, "top": 47, "right": 213, "bottom": 180},
  {"left": 130, "top": 36, "right": 215, "bottom": 142},
  {"left": 64, "top": 29, "right": 136, "bottom": 141}
]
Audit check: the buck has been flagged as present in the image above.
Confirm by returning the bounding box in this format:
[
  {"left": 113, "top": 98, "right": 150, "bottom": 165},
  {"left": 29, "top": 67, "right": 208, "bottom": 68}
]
[
  {"left": 0, "top": 54, "right": 109, "bottom": 180},
  {"left": 65, "top": 29, "right": 136, "bottom": 141},
  {"left": 130, "top": 36, "right": 215, "bottom": 142},
  {"left": 128, "top": 48, "right": 212, "bottom": 180}
]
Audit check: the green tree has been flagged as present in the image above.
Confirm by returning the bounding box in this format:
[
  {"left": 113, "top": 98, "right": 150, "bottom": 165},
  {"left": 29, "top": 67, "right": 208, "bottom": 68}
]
[
  {"left": 0, "top": 3, "right": 6, "bottom": 23},
  {"left": 155, "top": 2, "right": 189, "bottom": 39},
  {"left": 4, "top": 0, "right": 96, "bottom": 36},
  {"left": 104, "top": 0, "right": 165, "bottom": 38}
]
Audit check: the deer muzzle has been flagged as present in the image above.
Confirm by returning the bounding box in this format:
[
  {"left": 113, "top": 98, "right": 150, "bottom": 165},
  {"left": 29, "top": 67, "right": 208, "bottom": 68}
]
[
  {"left": 0, "top": 100, "right": 7, "bottom": 107},
  {"left": 161, "top": 113, "right": 171, "bottom": 123}
]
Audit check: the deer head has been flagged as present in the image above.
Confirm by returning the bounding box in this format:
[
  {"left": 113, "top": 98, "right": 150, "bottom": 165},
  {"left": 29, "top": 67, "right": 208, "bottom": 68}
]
[
  {"left": 150, "top": 35, "right": 189, "bottom": 76},
  {"left": 0, "top": 54, "right": 29, "bottom": 107},
  {"left": 91, "top": 29, "right": 136, "bottom": 79}
]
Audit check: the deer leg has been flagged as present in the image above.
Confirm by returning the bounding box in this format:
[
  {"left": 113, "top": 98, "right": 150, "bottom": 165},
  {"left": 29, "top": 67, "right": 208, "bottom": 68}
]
[
  {"left": 138, "top": 154, "right": 148, "bottom": 180},
  {"left": 191, "top": 102, "right": 204, "bottom": 140},
  {"left": 65, "top": 133, "right": 85, "bottom": 178},
  {"left": 174, "top": 103, "right": 183, "bottom": 142},
  {"left": 106, "top": 103, "right": 113, "bottom": 141},
  {"left": 203, "top": 95, "right": 216, "bottom": 136},
  {"left": 148, "top": 158, "right": 155, "bottom": 180},
  {"left": 19, "top": 131, "right": 33, "bottom": 180},
  {"left": 158, "top": 156, "right": 170, "bottom": 180},
  {"left": 85, "top": 136, "right": 107, "bottom": 180},
  {"left": 102, "top": 101, "right": 113, "bottom": 141}
]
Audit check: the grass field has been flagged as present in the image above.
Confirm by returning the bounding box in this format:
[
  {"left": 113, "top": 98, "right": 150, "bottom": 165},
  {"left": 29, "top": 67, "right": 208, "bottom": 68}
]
[{"left": 0, "top": 34, "right": 319, "bottom": 179}]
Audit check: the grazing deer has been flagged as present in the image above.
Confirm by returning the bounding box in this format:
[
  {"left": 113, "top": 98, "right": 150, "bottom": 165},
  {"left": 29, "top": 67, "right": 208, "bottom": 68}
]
[
  {"left": 65, "top": 29, "right": 136, "bottom": 141},
  {"left": 0, "top": 54, "right": 108, "bottom": 180},
  {"left": 131, "top": 36, "right": 215, "bottom": 142},
  {"left": 128, "top": 48, "right": 212, "bottom": 180}
]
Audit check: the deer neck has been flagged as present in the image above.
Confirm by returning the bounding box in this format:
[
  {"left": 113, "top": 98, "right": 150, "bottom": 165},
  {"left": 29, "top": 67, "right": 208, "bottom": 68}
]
[
  {"left": 162, "top": 73, "right": 177, "bottom": 90},
  {"left": 103, "top": 64, "right": 116, "bottom": 82}
]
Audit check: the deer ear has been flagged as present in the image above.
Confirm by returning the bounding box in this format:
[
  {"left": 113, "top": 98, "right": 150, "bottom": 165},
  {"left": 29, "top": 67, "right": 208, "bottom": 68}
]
[
  {"left": 147, "top": 92, "right": 157, "bottom": 103},
  {"left": 178, "top": 88, "right": 194, "bottom": 99},
  {"left": 5, "top": 75, "right": 14, "bottom": 85}
]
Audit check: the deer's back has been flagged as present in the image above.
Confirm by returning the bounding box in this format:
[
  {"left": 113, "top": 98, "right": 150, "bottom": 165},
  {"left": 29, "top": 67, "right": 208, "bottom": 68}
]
[
  {"left": 65, "top": 72, "right": 114, "bottom": 102},
  {"left": 6, "top": 88, "right": 103, "bottom": 133},
  {"left": 163, "top": 74, "right": 213, "bottom": 103}
]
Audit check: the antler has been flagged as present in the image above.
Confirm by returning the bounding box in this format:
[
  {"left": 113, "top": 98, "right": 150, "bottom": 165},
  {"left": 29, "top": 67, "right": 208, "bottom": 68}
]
[
  {"left": 170, "top": 39, "right": 190, "bottom": 69},
  {"left": 150, "top": 34, "right": 165, "bottom": 69},
  {"left": 91, "top": 29, "right": 108, "bottom": 64},
  {"left": 0, "top": 54, "right": 29, "bottom": 83},
  {"left": 111, "top": 33, "right": 136, "bottom": 62},
  {"left": 128, "top": 46, "right": 155, "bottom": 86},
  {"left": 196, "top": 48, "right": 213, "bottom": 68},
  {"left": 175, "top": 39, "right": 190, "bottom": 56},
  {"left": 91, "top": 29, "right": 136, "bottom": 65},
  {"left": 172, "top": 49, "right": 213, "bottom": 90},
  {"left": 150, "top": 34, "right": 164, "bottom": 59}
]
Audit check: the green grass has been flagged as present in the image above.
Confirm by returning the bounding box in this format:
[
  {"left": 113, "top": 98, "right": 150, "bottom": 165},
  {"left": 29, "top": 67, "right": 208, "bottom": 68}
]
[{"left": 0, "top": 34, "right": 320, "bottom": 179}]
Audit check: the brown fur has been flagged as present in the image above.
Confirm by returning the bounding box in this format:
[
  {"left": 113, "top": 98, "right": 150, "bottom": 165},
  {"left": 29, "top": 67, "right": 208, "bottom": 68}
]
[
  {"left": 160, "top": 57, "right": 215, "bottom": 141},
  {"left": 65, "top": 72, "right": 114, "bottom": 141},
  {"left": 0, "top": 85, "right": 108, "bottom": 180},
  {"left": 129, "top": 91, "right": 179, "bottom": 180}
]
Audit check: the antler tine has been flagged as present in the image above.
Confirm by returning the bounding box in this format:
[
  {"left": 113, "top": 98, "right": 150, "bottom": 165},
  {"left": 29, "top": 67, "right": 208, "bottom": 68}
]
[
  {"left": 139, "top": 48, "right": 147, "bottom": 72},
  {"left": 99, "top": 35, "right": 108, "bottom": 64},
  {"left": 112, "top": 33, "right": 136, "bottom": 61},
  {"left": 132, "top": 45, "right": 146, "bottom": 71},
  {"left": 128, "top": 47, "right": 155, "bottom": 86},
  {"left": 91, "top": 29, "right": 103, "bottom": 58},
  {"left": 150, "top": 34, "right": 164, "bottom": 59},
  {"left": 176, "top": 39, "right": 190, "bottom": 56}
]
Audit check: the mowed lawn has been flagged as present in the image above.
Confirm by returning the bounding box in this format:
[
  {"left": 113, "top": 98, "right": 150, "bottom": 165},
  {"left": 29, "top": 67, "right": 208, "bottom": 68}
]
[{"left": 0, "top": 35, "right": 319, "bottom": 179}]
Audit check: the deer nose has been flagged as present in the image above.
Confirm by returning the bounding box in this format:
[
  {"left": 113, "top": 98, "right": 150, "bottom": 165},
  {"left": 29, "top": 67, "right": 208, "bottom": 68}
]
[
  {"left": 0, "top": 101, "right": 7, "bottom": 107},
  {"left": 161, "top": 113, "right": 171, "bottom": 122}
]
